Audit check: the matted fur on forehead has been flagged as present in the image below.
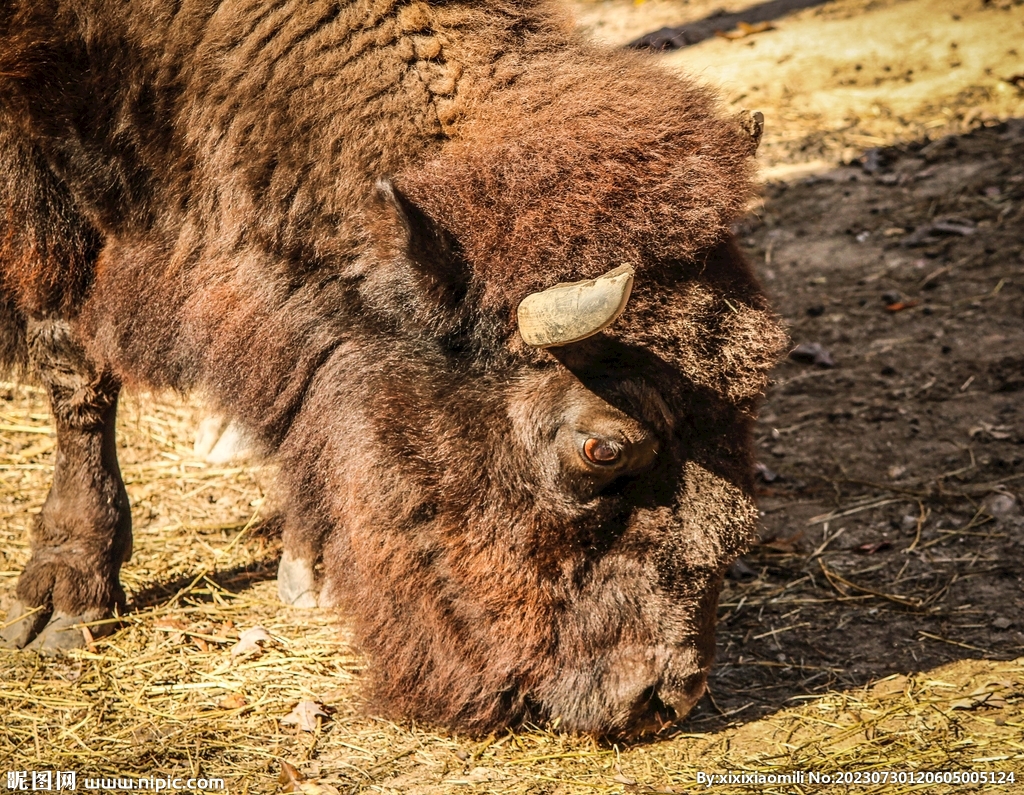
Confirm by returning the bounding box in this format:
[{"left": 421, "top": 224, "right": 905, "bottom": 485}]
[{"left": 396, "top": 47, "right": 758, "bottom": 315}]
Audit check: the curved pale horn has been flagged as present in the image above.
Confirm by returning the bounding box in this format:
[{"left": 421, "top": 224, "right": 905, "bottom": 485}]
[{"left": 517, "top": 264, "right": 635, "bottom": 348}]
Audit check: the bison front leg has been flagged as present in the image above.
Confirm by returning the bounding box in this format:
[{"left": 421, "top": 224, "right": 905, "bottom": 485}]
[{"left": 1, "top": 320, "right": 131, "bottom": 651}]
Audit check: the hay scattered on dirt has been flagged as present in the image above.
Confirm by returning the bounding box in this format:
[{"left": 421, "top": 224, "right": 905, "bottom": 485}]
[{"left": 575, "top": 0, "right": 1024, "bottom": 171}]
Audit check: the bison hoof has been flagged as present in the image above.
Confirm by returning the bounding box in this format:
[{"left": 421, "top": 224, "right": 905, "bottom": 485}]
[
  {"left": 27, "top": 611, "right": 101, "bottom": 652},
  {"left": 0, "top": 599, "right": 49, "bottom": 649},
  {"left": 194, "top": 415, "right": 254, "bottom": 464},
  {"left": 0, "top": 601, "right": 109, "bottom": 652},
  {"left": 277, "top": 551, "right": 319, "bottom": 608}
]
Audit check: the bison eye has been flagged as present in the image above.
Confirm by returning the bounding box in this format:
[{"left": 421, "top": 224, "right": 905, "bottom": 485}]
[{"left": 582, "top": 437, "right": 621, "bottom": 465}]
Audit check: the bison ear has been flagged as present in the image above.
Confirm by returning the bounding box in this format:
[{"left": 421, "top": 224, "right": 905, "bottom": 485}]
[{"left": 373, "top": 178, "right": 469, "bottom": 317}]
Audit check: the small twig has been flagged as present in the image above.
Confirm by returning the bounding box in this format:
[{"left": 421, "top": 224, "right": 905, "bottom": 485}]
[
  {"left": 918, "top": 631, "right": 991, "bottom": 654},
  {"left": 807, "top": 498, "right": 901, "bottom": 525},
  {"left": 809, "top": 526, "right": 846, "bottom": 559},
  {"left": 904, "top": 501, "right": 928, "bottom": 553},
  {"left": 0, "top": 604, "right": 45, "bottom": 631},
  {"left": 162, "top": 567, "right": 211, "bottom": 610},
  {"left": 814, "top": 468, "right": 1023, "bottom": 508},
  {"left": 772, "top": 368, "right": 835, "bottom": 389},
  {"left": 818, "top": 560, "right": 923, "bottom": 609},
  {"left": 921, "top": 574, "right": 959, "bottom": 608},
  {"left": 220, "top": 507, "right": 262, "bottom": 556},
  {"left": 916, "top": 508, "right": 993, "bottom": 551},
  {"left": 752, "top": 623, "right": 811, "bottom": 640},
  {"left": 833, "top": 478, "right": 931, "bottom": 499}
]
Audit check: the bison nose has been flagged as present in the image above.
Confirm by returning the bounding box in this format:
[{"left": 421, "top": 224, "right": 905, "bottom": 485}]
[
  {"left": 663, "top": 671, "right": 709, "bottom": 720},
  {"left": 627, "top": 673, "right": 708, "bottom": 735},
  {"left": 622, "top": 687, "right": 677, "bottom": 737}
]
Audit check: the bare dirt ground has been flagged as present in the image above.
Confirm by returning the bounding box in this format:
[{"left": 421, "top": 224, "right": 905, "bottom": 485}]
[{"left": 2, "top": 0, "right": 1024, "bottom": 792}]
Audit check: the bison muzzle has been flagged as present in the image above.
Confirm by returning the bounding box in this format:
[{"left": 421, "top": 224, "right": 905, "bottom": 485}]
[{"left": 0, "top": 0, "right": 786, "bottom": 735}]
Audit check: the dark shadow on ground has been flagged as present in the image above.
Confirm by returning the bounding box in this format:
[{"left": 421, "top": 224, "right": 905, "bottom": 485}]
[
  {"left": 128, "top": 554, "right": 280, "bottom": 609},
  {"left": 628, "top": 0, "right": 833, "bottom": 50},
  {"left": 670, "top": 118, "right": 1024, "bottom": 735},
  {"left": 128, "top": 516, "right": 282, "bottom": 609}
]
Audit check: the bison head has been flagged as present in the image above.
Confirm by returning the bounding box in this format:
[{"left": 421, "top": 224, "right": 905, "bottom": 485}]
[{"left": 278, "top": 195, "right": 784, "bottom": 736}]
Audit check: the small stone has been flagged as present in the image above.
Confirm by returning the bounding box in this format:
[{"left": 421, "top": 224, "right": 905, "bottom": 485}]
[
  {"left": 727, "top": 558, "right": 758, "bottom": 581},
  {"left": 992, "top": 617, "right": 1012, "bottom": 630},
  {"left": 982, "top": 493, "right": 1019, "bottom": 518},
  {"left": 860, "top": 148, "right": 882, "bottom": 172},
  {"left": 900, "top": 514, "right": 918, "bottom": 532},
  {"left": 789, "top": 342, "right": 836, "bottom": 368}
]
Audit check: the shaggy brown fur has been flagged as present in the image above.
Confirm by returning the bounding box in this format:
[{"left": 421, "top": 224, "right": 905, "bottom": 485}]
[{"left": 0, "top": 0, "right": 786, "bottom": 734}]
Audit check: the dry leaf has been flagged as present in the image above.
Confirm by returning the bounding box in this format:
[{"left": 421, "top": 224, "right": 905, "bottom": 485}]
[
  {"left": 278, "top": 763, "right": 340, "bottom": 795},
  {"left": 759, "top": 531, "right": 804, "bottom": 554},
  {"left": 449, "top": 767, "right": 506, "bottom": 784},
  {"left": 217, "top": 693, "right": 247, "bottom": 710},
  {"left": 281, "top": 700, "right": 328, "bottom": 732},
  {"left": 279, "top": 761, "right": 304, "bottom": 793},
  {"left": 951, "top": 682, "right": 1013, "bottom": 710},
  {"left": 885, "top": 300, "right": 920, "bottom": 312},
  {"left": 154, "top": 617, "right": 187, "bottom": 644},
  {"left": 230, "top": 625, "right": 273, "bottom": 657},
  {"left": 81, "top": 624, "right": 98, "bottom": 654}
]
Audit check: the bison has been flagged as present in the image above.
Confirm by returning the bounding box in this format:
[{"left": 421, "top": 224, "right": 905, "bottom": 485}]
[{"left": 0, "top": 0, "right": 786, "bottom": 736}]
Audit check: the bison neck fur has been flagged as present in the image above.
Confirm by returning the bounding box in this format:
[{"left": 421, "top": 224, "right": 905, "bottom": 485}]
[{"left": 0, "top": 0, "right": 786, "bottom": 734}]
